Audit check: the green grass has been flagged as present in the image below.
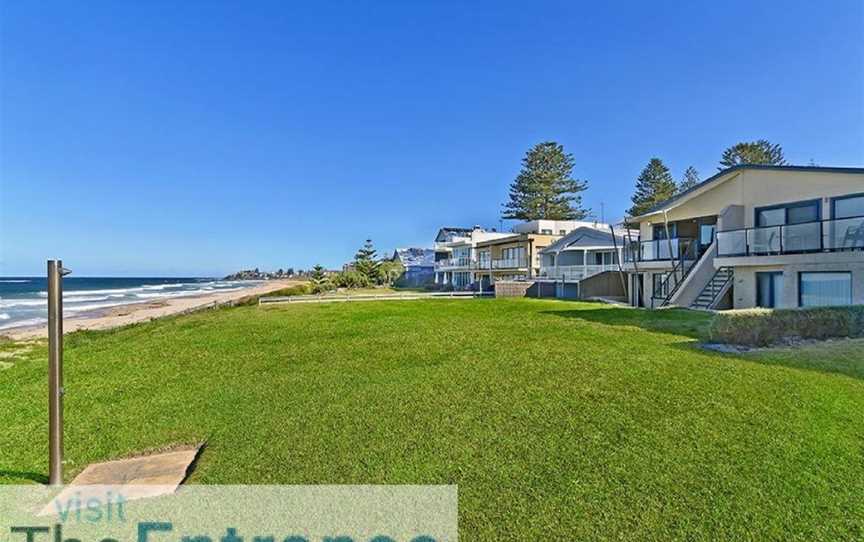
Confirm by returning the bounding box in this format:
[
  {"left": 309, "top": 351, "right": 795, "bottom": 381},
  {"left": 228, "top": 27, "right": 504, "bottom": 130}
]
[{"left": 1, "top": 299, "right": 862, "bottom": 540}]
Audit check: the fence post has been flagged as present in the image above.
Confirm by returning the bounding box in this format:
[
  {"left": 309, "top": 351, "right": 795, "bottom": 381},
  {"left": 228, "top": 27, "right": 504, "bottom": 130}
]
[{"left": 47, "top": 259, "right": 70, "bottom": 485}]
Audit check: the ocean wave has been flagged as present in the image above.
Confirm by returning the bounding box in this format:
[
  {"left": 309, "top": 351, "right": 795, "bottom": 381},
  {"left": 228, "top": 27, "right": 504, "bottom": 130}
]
[
  {"left": 0, "top": 313, "right": 10, "bottom": 320},
  {"left": 0, "top": 317, "right": 47, "bottom": 331},
  {"left": 65, "top": 301, "right": 131, "bottom": 313},
  {"left": 0, "top": 279, "right": 30, "bottom": 283},
  {"left": 0, "top": 299, "right": 47, "bottom": 308},
  {"left": 65, "top": 295, "right": 111, "bottom": 303},
  {"left": 142, "top": 283, "right": 185, "bottom": 290},
  {"left": 135, "top": 289, "right": 207, "bottom": 299},
  {"left": 44, "top": 287, "right": 145, "bottom": 297}
]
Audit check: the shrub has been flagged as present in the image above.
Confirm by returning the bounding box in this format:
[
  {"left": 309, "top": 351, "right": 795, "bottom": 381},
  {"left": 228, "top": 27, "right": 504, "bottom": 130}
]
[
  {"left": 333, "top": 270, "right": 371, "bottom": 289},
  {"left": 708, "top": 306, "right": 864, "bottom": 347},
  {"left": 260, "top": 283, "right": 311, "bottom": 299}
]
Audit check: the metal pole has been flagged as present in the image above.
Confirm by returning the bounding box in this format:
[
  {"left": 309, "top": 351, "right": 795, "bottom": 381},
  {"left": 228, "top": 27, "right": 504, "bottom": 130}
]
[{"left": 48, "top": 259, "right": 70, "bottom": 485}]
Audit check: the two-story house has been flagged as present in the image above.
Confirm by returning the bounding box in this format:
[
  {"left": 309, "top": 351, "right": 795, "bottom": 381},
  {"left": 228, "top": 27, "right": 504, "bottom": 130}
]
[
  {"left": 622, "top": 165, "right": 864, "bottom": 310},
  {"left": 473, "top": 220, "right": 610, "bottom": 287},
  {"left": 433, "top": 226, "right": 512, "bottom": 289}
]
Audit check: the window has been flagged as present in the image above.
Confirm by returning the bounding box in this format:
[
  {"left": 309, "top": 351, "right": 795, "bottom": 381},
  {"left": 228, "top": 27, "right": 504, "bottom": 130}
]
[
  {"left": 799, "top": 272, "right": 852, "bottom": 307},
  {"left": 699, "top": 224, "right": 716, "bottom": 246},
  {"left": 756, "top": 199, "right": 821, "bottom": 227},
  {"left": 653, "top": 223, "right": 677, "bottom": 240},
  {"left": 559, "top": 229, "right": 567, "bottom": 235},
  {"left": 652, "top": 273, "right": 667, "bottom": 298},
  {"left": 541, "top": 229, "right": 553, "bottom": 234},
  {"left": 756, "top": 272, "right": 783, "bottom": 308},
  {"left": 833, "top": 194, "right": 864, "bottom": 219},
  {"left": 757, "top": 208, "right": 785, "bottom": 227}
]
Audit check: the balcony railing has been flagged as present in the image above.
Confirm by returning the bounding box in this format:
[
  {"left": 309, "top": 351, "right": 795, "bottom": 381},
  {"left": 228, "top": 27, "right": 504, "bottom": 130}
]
[
  {"left": 716, "top": 215, "right": 864, "bottom": 257},
  {"left": 491, "top": 257, "right": 529, "bottom": 269},
  {"left": 624, "top": 237, "right": 697, "bottom": 263},
  {"left": 540, "top": 264, "right": 618, "bottom": 281},
  {"left": 434, "top": 257, "right": 475, "bottom": 270}
]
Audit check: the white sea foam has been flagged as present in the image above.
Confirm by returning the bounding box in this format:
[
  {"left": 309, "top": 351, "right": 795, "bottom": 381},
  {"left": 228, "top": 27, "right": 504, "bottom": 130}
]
[
  {"left": 65, "top": 295, "right": 112, "bottom": 303},
  {"left": 142, "top": 283, "right": 185, "bottom": 290},
  {"left": 0, "top": 313, "right": 10, "bottom": 320},
  {"left": 62, "top": 287, "right": 144, "bottom": 296},
  {"left": 0, "top": 299, "right": 46, "bottom": 308},
  {"left": 65, "top": 301, "right": 131, "bottom": 313},
  {"left": 0, "top": 317, "right": 47, "bottom": 330},
  {"left": 0, "top": 280, "right": 30, "bottom": 283}
]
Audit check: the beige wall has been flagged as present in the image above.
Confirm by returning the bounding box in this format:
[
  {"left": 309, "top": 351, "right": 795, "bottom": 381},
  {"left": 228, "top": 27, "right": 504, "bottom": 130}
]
[
  {"left": 718, "top": 252, "right": 864, "bottom": 309},
  {"left": 637, "top": 169, "right": 864, "bottom": 235}
]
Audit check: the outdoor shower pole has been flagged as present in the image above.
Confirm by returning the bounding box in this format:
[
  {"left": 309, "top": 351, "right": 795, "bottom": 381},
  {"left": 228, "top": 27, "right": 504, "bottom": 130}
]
[{"left": 48, "top": 259, "right": 70, "bottom": 485}]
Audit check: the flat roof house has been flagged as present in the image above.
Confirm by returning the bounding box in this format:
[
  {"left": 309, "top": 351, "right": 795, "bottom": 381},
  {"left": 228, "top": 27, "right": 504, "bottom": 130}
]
[
  {"left": 473, "top": 220, "right": 610, "bottom": 287},
  {"left": 621, "top": 165, "right": 864, "bottom": 310},
  {"left": 433, "top": 226, "right": 512, "bottom": 289}
]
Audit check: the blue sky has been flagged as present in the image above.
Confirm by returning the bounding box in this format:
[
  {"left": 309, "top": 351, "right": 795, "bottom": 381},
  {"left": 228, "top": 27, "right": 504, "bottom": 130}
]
[{"left": 2, "top": 0, "right": 862, "bottom": 276}]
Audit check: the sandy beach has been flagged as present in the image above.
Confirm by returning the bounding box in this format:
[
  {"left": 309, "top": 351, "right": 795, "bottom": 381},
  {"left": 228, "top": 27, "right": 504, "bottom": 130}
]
[{"left": 0, "top": 279, "right": 303, "bottom": 341}]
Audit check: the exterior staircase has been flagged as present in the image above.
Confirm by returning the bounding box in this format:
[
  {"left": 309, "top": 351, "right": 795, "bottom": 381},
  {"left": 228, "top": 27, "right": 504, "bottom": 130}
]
[{"left": 690, "top": 267, "right": 733, "bottom": 310}]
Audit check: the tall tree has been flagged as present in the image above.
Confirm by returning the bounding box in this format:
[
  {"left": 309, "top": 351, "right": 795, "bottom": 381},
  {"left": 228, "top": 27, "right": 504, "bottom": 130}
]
[
  {"left": 309, "top": 264, "right": 331, "bottom": 294},
  {"left": 353, "top": 239, "right": 380, "bottom": 282},
  {"left": 719, "top": 139, "right": 786, "bottom": 169},
  {"left": 678, "top": 166, "right": 700, "bottom": 193},
  {"left": 628, "top": 158, "right": 677, "bottom": 217},
  {"left": 502, "top": 142, "right": 589, "bottom": 220}
]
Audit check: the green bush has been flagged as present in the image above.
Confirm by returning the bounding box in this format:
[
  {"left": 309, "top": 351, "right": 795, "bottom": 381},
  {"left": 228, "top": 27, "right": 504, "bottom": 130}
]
[
  {"left": 333, "top": 270, "right": 371, "bottom": 289},
  {"left": 709, "top": 305, "right": 864, "bottom": 347},
  {"left": 259, "top": 283, "right": 311, "bottom": 299}
]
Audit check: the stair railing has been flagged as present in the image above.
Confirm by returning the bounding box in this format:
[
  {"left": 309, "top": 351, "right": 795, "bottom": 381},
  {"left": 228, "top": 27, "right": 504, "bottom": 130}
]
[
  {"left": 652, "top": 239, "right": 699, "bottom": 307},
  {"left": 697, "top": 267, "right": 733, "bottom": 309}
]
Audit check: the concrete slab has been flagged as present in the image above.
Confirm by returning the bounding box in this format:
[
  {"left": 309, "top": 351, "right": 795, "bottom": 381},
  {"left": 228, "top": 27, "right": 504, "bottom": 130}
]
[{"left": 42, "top": 446, "right": 201, "bottom": 513}]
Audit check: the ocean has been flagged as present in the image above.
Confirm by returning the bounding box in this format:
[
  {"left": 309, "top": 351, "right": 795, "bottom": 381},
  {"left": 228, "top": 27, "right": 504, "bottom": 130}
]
[{"left": 0, "top": 277, "right": 262, "bottom": 331}]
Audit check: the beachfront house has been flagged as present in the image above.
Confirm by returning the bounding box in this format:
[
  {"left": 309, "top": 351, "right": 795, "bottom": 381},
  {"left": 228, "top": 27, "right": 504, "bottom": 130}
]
[
  {"left": 391, "top": 248, "right": 435, "bottom": 286},
  {"left": 621, "top": 165, "right": 864, "bottom": 309},
  {"left": 433, "top": 226, "right": 512, "bottom": 289},
  {"left": 473, "top": 220, "right": 610, "bottom": 288},
  {"left": 539, "top": 226, "right": 625, "bottom": 281}
]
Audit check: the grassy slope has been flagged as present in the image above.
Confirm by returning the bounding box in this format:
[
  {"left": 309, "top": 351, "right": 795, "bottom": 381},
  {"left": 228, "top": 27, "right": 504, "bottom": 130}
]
[{"left": 0, "top": 299, "right": 862, "bottom": 540}]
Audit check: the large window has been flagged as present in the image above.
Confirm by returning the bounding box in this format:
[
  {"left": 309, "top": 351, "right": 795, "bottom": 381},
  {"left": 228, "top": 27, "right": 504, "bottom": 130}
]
[
  {"left": 756, "top": 199, "right": 820, "bottom": 227},
  {"left": 799, "top": 272, "right": 852, "bottom": 307},
  {"left": 833, "top": 194, "right": 864, "bottom": 219},
  {"left": 756, "top": 272, "right": 783, "bottom": 308},
  {"left": 652, "top": 223, "right": 678, "bottom": 240}
]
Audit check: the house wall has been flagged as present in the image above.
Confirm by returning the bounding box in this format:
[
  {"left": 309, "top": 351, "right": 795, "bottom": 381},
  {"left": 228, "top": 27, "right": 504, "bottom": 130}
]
[
  {"left": 578, "top": 271, "right": 628, "bottom": 299},
  {"left": 638, "top": 169, "right": 864, "bottom": 234},
  {"left": 719, "top": 252, "right": 864, "bottom": 309},
  {"left": 475, "top": 234, "right": 560, "bottom": 278}
]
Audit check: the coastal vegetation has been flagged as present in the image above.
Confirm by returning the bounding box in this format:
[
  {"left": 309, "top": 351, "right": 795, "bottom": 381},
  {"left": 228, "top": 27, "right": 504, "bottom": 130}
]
[
  {"left": 1, "top": 299, "right": 862, "bottom": 539},
  {"left": 709, "top": 305, "right": 864, "bottom": 346},
  {"left": 502, "top": 141, "right": 589, "bottom": 221}
]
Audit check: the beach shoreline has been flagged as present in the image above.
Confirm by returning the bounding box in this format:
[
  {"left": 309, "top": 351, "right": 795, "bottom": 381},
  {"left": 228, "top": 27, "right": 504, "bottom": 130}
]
[{"left": 0, "top": 279, "right": 303, "bottom": 341}]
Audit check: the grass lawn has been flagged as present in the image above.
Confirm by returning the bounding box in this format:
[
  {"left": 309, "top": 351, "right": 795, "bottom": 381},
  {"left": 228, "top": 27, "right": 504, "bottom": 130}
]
[{"left": 1, "top": 299, "right": 862, "bottom": 539}]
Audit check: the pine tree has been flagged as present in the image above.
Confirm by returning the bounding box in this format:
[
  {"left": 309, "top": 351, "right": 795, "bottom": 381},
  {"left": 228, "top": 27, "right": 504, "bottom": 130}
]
[
  {"left": 502, "top": 142, "right": 589, "bottom": 220},
  {"left": 678, "top": 166, "right": 700, "bottom": 193},
  {"left": 628, "top": 158, "right": 677, "bottom": 217},
  {"left": 719, "top": 140, "right": 786, "bottom": 170},
  {"left": 353, "top": 239, "right": 380, "bottom": 282},
  {"left": 310, "top": 264, "right": 331, "bottom": 293}
]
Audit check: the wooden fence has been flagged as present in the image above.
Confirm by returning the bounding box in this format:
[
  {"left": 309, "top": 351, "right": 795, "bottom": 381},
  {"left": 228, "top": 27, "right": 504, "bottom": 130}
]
[{"left": 259, "top": 291, "right": 493, "bottom": 305}]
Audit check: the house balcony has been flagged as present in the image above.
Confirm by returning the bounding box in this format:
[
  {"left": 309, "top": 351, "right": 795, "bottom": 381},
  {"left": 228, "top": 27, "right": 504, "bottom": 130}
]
[
  {"left": 716, "top": 215, "right": 864, "bottom": 257},
  {"left": 539, "top": 264, "right": 619, "bottom": 281},
  {"left": 623, "top": 237, "right": 698, "bottom": 263},
  {"left": 490, "top": 257, "right": 530, "bottom": 270},
  {"left": 434, "top": 257, "right": 476, "bottom": 271}
]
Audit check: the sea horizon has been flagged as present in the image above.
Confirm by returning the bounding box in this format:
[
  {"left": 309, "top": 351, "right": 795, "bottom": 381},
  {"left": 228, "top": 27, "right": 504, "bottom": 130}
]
[{"left": 0, "top": 276, "right": 263, "bottom": 331}]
